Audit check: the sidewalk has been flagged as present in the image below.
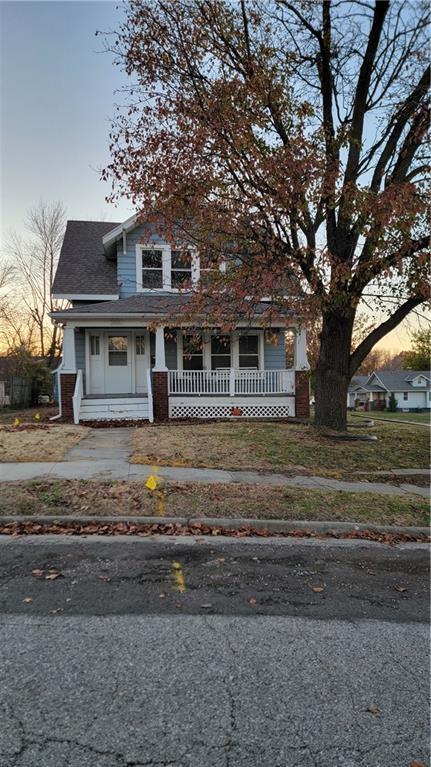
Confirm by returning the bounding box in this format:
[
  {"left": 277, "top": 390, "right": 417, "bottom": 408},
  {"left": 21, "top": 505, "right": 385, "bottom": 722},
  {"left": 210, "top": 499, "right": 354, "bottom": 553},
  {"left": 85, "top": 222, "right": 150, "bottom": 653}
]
[{"left": 0, "top": 458, "right": 429, "bottom": 498}]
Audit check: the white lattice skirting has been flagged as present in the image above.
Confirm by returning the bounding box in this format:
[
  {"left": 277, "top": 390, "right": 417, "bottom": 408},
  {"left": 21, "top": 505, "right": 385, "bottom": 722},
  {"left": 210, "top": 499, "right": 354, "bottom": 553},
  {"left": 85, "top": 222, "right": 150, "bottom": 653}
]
[{"left": 169, "top": 397, "right": 295, "bottom": 419}]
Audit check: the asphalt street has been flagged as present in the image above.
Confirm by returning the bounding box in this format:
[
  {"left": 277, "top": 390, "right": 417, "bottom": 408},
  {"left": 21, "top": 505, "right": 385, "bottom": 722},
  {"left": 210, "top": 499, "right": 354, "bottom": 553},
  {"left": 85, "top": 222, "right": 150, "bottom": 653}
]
[{"left": 0, "top": 535, "right": 429, "bottom": 767}]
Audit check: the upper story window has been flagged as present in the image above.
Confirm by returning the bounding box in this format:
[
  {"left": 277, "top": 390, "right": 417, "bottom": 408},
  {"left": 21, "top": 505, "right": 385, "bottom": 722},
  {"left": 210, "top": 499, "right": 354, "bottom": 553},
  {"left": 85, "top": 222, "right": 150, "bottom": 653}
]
[
  {"left": 141, "top": 249, "right": 164, "bottom": 289},
  {"left": 136, "top": 244, "right": 197, "bottom": 292},
  {"left": 171, "top": 251, "right": 192, "bottom": 289}
]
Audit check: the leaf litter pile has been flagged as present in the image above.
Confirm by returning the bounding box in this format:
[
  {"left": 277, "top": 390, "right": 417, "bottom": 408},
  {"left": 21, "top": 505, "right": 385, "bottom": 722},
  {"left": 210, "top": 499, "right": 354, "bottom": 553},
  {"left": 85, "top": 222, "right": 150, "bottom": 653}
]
[{"left": 0, "top": 520, "right": 428, "bottom": 545}]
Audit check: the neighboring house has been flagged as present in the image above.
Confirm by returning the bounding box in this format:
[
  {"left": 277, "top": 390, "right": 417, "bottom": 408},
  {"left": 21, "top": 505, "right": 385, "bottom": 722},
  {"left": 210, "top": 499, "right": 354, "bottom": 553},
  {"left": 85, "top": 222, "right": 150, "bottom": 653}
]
[
  {"left": 50, "top": 216, "right": 310, "bottom": 423},
  {"left": 347, "top": 370, "right": 431, "bottom": 411}
]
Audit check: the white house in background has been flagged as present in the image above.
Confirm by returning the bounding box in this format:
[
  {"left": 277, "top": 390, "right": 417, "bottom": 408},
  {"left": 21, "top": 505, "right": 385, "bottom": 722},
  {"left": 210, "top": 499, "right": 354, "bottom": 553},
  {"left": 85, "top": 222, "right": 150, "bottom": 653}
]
[
  {"left": 50, "top": 216, "right": 310, "bottom": 424},
  {"left": 347, "top": 370, "right": 431, "bottom": 411}
]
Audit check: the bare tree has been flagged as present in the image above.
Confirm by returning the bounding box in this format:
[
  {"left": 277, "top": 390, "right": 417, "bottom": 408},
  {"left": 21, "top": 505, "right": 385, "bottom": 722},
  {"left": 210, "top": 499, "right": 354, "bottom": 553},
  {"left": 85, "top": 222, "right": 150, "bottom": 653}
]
[{"left": 4, "top": 201, "right": 66, "bottom": 366}]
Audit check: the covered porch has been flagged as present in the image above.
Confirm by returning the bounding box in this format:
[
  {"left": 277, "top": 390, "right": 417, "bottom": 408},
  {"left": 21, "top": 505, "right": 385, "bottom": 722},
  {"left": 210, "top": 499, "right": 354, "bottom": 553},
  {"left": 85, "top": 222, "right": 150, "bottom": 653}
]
[{"left": 57, "top": 321, "right": 309, "bottom": 423}]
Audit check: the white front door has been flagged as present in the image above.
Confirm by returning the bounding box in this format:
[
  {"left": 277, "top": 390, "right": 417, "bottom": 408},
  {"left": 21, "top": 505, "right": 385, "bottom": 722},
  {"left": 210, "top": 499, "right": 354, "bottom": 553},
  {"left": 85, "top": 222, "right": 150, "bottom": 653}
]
[{"left": 105, "top": 334, "right": 132, "bottom": 394}]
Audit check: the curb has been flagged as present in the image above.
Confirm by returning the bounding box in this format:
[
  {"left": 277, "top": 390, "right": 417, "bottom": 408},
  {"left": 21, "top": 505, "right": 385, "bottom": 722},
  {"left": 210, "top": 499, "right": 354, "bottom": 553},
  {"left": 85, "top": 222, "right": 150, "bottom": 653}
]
[{"left": 0, "top": 515, "right": 428, "bottom": 538}]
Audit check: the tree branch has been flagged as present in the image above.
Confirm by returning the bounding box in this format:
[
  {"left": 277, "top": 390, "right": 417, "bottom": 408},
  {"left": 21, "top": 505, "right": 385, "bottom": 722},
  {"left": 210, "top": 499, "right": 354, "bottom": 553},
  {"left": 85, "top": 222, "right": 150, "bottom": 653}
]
[{"left": 349, "top": 295, "right": 426, "bottom": 376}]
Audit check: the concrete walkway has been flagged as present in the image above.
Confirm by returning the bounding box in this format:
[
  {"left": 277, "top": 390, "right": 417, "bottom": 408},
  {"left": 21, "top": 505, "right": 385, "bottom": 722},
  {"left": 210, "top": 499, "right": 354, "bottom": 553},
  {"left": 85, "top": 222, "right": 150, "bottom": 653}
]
[
  {"left": 0, "top": 457, "right": 429, "bottom": 497},
  {"left": 0, "top": 428, "right": 428, "bottom": 497}
]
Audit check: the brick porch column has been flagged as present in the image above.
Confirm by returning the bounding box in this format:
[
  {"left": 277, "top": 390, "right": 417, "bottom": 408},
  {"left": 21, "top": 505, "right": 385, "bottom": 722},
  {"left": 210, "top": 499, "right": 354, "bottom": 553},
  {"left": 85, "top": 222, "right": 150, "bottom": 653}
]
[
  {"left": 59, "top": 324, "right": 77, "bottom": 422},
  {"left": 295, "top": 370, "right": 310, "bottom": 418},
  {"left": 60, "top": 373, "right": 77, "bottom": 422},
  {"left": 152, "top": 325, "right": 169, "bottom": 422},
  {"left": 152, "top": 371, "right": 169, "bottom": 422}
]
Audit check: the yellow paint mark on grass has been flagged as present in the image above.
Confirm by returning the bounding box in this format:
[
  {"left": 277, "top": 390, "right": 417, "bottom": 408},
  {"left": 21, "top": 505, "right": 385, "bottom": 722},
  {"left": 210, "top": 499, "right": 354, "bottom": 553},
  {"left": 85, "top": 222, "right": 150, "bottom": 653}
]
[
  {"left": 171, "top": 561, "right": 186, "bottom": 593},
  {"left": 145, "top": 474, "right": 159, "bottom": 491}
]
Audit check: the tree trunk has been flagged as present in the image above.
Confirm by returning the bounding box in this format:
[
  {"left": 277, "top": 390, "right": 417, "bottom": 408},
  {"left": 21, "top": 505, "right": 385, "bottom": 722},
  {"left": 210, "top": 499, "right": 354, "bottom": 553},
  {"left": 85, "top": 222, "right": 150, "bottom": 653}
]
[{"left": 314, "top": 311, "right": 354, "bottom": 431}]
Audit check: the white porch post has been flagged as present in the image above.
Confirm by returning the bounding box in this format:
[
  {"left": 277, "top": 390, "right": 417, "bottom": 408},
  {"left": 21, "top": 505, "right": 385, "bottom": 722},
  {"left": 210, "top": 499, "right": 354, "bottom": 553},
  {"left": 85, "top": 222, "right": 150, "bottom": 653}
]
[
  {"left": 294, "top": 327, "right": 310, "bottom": 371},
  {"left": 62, "top": 325, "right": 76, "bottom": 372},
  {"left": 154, "top": 325, "right": 167, "bottom": 371}
]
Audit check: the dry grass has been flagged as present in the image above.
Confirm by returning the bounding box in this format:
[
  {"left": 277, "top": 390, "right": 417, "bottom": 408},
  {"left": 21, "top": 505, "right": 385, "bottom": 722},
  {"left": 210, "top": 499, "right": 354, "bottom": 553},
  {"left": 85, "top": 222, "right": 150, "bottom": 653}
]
[
  {"left": 0, "top": 407, "right": 57, "bottom": 425},
  {"left": 0, "top": 478, "right": 428, "bottom": 527},
  {"left": 131, "top": 420, "right": 430, "bottom": 473},
  {"left": 0, "top": 424, "right": 88, "bottom": 462}
]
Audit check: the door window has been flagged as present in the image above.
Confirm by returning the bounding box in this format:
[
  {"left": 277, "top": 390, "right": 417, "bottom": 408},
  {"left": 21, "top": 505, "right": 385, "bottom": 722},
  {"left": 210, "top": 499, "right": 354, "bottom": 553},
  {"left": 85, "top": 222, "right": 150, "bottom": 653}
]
[
  {"left": 90, "top": 335, "right": 100, "bottom": 355},
  {"left": 136, "top": 335, "right": 146, "bottom": 355},
  {"left": 108, "top": 336, "right": 128, "bottom": 366}
]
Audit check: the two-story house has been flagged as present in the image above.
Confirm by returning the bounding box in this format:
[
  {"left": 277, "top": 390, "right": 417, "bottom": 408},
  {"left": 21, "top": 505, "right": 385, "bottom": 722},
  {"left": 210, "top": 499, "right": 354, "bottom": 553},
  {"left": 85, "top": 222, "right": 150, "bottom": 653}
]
[{"left": 50, "top": 215, "right": 310, "bottom": 423}]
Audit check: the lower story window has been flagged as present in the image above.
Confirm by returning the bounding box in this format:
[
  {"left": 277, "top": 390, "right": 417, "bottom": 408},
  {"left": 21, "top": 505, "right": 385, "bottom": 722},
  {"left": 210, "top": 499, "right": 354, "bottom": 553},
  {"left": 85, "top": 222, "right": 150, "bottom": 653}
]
[
  {"left": 239, "top": 335, "right": 259, "bottom": 369},
  {"left": 211, "top": 335, "right": 231, "bottom": 369},
  {"left": 108, "top": 335, "right": 128, "bottom": 366},
  {"left": 183, "top": 335, "right": 203, "bottom": 371},
  {"left": 403, "top": 392, "right": 408, "bottom": 401}
]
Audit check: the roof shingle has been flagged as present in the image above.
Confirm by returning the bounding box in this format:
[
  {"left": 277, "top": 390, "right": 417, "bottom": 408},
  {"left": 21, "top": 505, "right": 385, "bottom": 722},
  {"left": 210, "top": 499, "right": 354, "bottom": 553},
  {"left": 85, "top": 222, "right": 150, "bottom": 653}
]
[{"left": 52, "top": 220, "right": 120, "bottom": 296}]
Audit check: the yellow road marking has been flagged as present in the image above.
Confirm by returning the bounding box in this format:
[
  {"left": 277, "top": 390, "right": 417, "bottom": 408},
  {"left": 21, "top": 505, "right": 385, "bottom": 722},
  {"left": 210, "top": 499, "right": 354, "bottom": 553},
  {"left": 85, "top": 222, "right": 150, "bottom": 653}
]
[{"left": 171, "top": 561, "right": 186, "bottom": 593}]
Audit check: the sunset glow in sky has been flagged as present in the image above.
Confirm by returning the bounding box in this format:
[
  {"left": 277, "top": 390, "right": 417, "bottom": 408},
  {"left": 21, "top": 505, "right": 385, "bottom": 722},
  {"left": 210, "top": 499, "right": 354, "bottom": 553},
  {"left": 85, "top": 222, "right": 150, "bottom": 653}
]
[{"left": 0, "top": 1, "right": 427, "bottom": 353}]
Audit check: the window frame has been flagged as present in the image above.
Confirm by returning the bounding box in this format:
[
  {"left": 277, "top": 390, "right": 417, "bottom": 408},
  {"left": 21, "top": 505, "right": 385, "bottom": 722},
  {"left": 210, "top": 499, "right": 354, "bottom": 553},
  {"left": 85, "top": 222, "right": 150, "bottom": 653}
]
[
  {"left": 136, "top": 244, "right": 199, "bottom": 292},
  {"left": 176, "top": 330, "right": 264, "bottom": 371}
]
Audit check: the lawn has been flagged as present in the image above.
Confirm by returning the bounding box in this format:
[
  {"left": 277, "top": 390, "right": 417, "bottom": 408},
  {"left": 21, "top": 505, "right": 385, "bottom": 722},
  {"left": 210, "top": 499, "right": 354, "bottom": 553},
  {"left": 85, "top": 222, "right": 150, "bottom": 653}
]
[
  {"left": 351, "top": 411, "right": 430, "bottom": 425},
  {"left": 0, "top": 479, "right": 428, "bottom": 527},
  {"left": 0, "top": 406, "right": 58, "bottom": 425},
  {"left": 0, "top": 424, "right": 88, "bottom": 462},
  {"left": 131, "top": 420, "right": 430, "bottom": 473}
]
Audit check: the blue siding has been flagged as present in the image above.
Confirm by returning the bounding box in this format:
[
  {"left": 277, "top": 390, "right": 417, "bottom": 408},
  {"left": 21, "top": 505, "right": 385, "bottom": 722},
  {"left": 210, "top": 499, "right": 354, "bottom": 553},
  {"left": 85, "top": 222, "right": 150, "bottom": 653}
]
[
  {"left": 118, "top": 224, "right": 168, "bottom": 298},
  {"left": 75, "top": 329, "right": 85, "bottom": 370},
  {"left": 264, "top": 329, "right": 285, "bottom": 369}
]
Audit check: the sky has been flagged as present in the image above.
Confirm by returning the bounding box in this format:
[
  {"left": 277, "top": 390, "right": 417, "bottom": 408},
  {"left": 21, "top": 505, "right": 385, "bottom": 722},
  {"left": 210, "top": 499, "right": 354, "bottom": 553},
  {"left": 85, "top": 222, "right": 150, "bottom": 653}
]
[
  {"left": 0, "top": 0, "right": 426, "bottom": 353},
  {"left": 0, "top": 0, "right": 131, "bottom": 241}
]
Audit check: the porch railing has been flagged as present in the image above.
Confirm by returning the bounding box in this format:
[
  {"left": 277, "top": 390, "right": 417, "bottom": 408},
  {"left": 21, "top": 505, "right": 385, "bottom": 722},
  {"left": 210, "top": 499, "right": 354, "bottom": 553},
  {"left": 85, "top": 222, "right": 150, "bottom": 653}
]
[
  {"left": 72, "top": 369, "right": 83, "bottom": 424},
  {"left": 168, "top": 369, "right": 295, "bottom": 397}
]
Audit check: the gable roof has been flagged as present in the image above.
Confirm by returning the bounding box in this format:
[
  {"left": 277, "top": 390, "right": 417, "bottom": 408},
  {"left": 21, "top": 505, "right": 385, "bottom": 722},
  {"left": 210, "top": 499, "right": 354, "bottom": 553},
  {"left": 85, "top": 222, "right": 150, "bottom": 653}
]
[
  {"left": 52, "top": 220, "right": 120, "bottom": 297},
  {"left": 359, "top": 370, "right": 431, "bottom": 392},
  {"left": 348, "top": 375, "right": 369, "bottom": 392}
]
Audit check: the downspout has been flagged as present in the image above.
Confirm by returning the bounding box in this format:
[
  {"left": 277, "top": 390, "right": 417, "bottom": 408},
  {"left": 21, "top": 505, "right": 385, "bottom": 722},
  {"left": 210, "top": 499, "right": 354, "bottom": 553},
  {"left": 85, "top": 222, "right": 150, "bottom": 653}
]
[{"left": 50, "top": 360, "right": 64, "bottom": 421}]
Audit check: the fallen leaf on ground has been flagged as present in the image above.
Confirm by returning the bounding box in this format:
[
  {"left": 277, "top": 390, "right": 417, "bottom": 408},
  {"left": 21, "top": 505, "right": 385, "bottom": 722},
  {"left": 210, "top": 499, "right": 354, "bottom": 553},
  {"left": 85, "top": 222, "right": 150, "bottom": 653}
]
[
  {"left": 159, "top": 593, "right": 166, "bottom": 599},
  {"left": 248, "top": 597, "right": 257, "bottom": 605},
  {"left": 311, "top": 585, "right": 325, "bottom": 593},
  {"left": 98, "top": 575, "right": 110, "bottom": 582},
  {"left": 393, "top": 584, "right": 407, "bottom": 592},
  {"left": 22, "top": 597, "right": 32, "bottom": 603},
  {"left": 366, "top": 704, "right": 381, "bottom": 715},
  {"left": 50, "top": 608, "right": 63, "bottom": 614},
  {"left": 200, "top": 603, "right": 212, "bottom": 608},
  {"left": 410, "top": 761, "right": 426, "bottom": 767},
  {"left": 45, "top": 571, "right": 61, "bottom": 580},
  {"left": 31, "top": 569, "right": 44, "bottom": 577}
]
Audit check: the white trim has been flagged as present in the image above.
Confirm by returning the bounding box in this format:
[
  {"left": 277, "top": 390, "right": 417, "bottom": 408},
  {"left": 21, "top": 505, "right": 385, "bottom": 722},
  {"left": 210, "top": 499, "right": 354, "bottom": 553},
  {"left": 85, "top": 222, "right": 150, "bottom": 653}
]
[
  {"left": 102, "top": 214, "right": 138, "bottom": 248},
  {"left": 135, "top": 243, "right": 199, "bottom": 293},
  {"left": 176, "top": 329, "right": 264, "bottom": 371},
  {"left": 52, "top": 293, "right": 119, "bottom": 301}
]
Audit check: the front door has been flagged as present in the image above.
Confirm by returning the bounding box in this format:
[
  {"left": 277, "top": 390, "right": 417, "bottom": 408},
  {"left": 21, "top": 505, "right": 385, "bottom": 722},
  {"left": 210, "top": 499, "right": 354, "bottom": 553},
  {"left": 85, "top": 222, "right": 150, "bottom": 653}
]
[{"left": 105, "top": 334, "right": 132, "bottom": 394}]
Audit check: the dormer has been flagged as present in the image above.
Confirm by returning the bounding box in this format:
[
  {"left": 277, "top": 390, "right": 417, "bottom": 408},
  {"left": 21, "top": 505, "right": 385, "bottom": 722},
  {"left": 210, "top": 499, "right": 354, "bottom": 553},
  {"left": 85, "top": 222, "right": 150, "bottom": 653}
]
[{"left": 409, "top": 374, "right": 430, "bottom": 387}]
